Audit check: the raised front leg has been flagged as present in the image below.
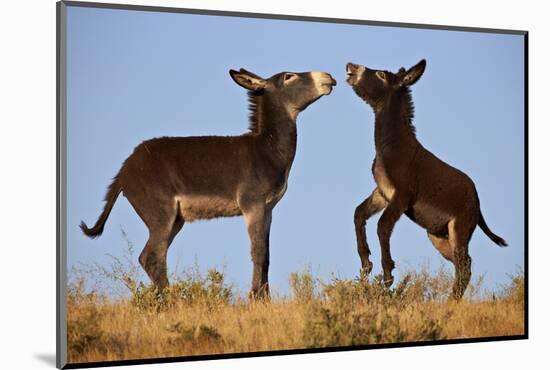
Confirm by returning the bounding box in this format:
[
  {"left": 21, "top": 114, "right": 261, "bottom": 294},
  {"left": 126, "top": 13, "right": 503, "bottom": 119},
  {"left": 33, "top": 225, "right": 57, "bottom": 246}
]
[
  {"left": 376, "top": 193, "right": 409, "bottom": 287},
  {"left": 354, "top": 188, "right": 387, "bottom": 276},
  {"left": 243, "top": 203, "right": 271, "bottom": 300}
]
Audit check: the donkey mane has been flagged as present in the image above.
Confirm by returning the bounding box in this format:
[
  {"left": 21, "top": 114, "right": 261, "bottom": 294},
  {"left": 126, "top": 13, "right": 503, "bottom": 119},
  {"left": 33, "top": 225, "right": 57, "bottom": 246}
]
[
  {"left": 375, "top": 87, "right": 417, "bottom": 150},
  {"left": 247, "top": 90, "right": 265, "bottom": 134},
  {"left": 397, "top": 87, "right": 417, "bottom": 138}
]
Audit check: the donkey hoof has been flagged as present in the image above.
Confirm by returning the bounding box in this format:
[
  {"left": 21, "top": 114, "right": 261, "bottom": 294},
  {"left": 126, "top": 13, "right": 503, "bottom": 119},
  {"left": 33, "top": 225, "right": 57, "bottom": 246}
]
[
  {"left": 361, "top": 261, "right": 373, "bottom": 276},
  {"left": 249, "top": 284, "right": 270, "bottom": 301},
  {"left": 383, "top": 276, "right": 394, "bottom": 288}
]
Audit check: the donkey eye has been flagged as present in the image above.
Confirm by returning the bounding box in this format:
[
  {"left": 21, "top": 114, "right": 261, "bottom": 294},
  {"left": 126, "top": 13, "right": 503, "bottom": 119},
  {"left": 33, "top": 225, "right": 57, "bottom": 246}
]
[{"left": 376, "top": 71, "right": 386, "bottom": 81}]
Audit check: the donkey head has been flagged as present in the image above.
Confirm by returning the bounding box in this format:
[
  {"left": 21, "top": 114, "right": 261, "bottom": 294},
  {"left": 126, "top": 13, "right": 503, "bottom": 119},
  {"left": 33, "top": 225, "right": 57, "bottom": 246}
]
[
  {"left": 346, "top": 60, "right": 426, "bottom": 109},
  {"left": 229, "top": 68, "right": 337, "bottom": 117}
]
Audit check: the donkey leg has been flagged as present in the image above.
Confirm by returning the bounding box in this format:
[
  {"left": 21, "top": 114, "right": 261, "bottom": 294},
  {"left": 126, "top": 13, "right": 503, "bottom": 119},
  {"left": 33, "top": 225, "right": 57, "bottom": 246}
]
[
  {"left": 139, "top": 230, "right": 172, "bottom": 291},
  {"left": 168, "top": 215, "right": 185, "bottom": 246},
  {"left": 354, "top": 188, "right": 387, "bottom": 275},
  {"left": 448, "top": 219, "right": 474, "bottom": 300},
  {"left": 261, "top": 208, "right": 273, "bottom": 298},
  {"left": 427, "top": 232, "right": 454, "bottom": 262},
  {"left": 137, "top": 204, "right": 181, "bottom": 292},
  {"left": 377, "top": 194, "right": 408, "bottom": 287},
  {"left": 243, "top": 203, "right": 270, "bottom": 300}
]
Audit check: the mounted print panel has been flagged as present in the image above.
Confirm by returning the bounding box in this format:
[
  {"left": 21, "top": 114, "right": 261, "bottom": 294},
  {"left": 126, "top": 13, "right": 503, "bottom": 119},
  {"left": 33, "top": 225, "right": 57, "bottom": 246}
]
[{"left": 57, "top": 1, "right": 527, "bottom": 368}]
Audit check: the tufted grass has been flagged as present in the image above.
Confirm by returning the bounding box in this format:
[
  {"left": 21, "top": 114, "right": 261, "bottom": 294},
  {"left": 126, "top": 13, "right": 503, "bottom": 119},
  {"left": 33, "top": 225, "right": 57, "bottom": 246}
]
[{"left": 67, "top": 240, "right": 524, "bottom": 364}]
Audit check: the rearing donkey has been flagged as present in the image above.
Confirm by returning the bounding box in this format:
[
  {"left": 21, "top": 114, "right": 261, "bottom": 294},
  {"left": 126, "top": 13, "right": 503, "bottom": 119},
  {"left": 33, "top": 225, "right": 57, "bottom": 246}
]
[
  {"left": 80, "top": 68, "right": 336, "bottom": 299},
  {"left": 346, "top": 59, "right": 507, "bottom": 300}
]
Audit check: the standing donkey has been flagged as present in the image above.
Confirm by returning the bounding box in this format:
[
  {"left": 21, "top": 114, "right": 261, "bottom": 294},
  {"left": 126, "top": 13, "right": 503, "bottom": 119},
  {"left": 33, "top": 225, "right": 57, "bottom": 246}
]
[
  {"left": 80, "top": 68, "right": 336, "bottom": 299},
  {"left": 346, "top": 60, "right": 507, "bottom": 300}
]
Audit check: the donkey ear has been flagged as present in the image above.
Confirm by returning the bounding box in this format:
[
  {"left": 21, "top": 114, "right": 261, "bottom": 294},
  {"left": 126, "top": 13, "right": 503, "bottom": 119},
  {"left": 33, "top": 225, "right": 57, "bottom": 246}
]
[
  {"left": 400, "top": 59, "right": 426, "bottom": 87},
  {"left": 239, "top": 68, "right": 264, "bottom": 80},
  {"left": 229, "top": 69, "right": 266, "bottom": 91}
]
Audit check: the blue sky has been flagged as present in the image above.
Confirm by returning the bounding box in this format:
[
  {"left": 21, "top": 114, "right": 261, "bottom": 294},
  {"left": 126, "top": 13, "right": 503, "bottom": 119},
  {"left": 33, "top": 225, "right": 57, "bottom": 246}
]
[{"left": 66, "top": 6, "right": 524, "bottom": 296}]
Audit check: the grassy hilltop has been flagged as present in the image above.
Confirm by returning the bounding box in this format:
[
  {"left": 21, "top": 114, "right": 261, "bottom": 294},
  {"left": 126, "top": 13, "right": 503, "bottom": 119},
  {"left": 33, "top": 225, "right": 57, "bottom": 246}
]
[{"left": 67, "top": 241, "right": 524, "bottom": 364}]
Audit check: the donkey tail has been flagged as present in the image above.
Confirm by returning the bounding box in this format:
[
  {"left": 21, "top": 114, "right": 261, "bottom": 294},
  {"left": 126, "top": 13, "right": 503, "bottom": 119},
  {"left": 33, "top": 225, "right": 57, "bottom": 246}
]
[
  {"left": 478, "top": 210, "right": 508, "bottom": 247},
  {"left": 80, "top": 174, "right": 122, "bottom": 239}
]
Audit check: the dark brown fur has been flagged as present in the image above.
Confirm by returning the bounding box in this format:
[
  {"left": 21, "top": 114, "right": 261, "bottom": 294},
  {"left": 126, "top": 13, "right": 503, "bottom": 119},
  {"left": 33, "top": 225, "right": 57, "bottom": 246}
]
[
  {"left": 346, "top": 60, "right": 507, "bottom": 300},
  {"left": 80, "top": 69, "right": 336, "bottom": 299}
]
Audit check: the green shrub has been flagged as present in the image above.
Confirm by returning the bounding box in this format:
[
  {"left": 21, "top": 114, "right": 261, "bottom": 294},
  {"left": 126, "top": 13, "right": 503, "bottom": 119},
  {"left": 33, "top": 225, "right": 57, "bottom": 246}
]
[
  {"left": 74, "top": 228, "right": 234, "bottom": 311},
  {"left": 131, "top": 267, "right": 234, "bottom": 311},
  {"left": 301, "top": 272, "right": 446, "bottom": 347},
  {"left": 500, "top": 269, "right": 525, "bottom": 304},
  {"left": 289, "top": 268, "right": 317, "bottom": 303}
]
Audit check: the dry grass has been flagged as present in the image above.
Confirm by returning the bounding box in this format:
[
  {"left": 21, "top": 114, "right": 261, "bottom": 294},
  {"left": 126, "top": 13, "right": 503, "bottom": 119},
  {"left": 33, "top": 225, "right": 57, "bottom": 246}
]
[{"left": 67, "top": 240, "right": 524, "bottom": 364}]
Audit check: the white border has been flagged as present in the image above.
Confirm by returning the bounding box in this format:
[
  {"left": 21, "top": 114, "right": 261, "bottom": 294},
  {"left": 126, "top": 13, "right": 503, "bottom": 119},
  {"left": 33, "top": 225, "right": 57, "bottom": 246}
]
[{"left": 2, "top": 0, "right": 547, "bottom": 369}]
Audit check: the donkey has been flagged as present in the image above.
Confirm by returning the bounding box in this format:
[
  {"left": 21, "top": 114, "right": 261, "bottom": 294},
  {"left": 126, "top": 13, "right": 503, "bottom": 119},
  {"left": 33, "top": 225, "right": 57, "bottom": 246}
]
[
  {"left": 80, "top": 68, "right": 336, "bottom": 299},
  {"left": 346, "top": 59, "right": 507, "bottom": 300}
]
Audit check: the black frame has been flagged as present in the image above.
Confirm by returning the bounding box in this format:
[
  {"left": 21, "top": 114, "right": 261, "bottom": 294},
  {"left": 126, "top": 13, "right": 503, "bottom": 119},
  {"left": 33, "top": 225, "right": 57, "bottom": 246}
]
[{"left": 56, "top": 1, "right": 529, "bottom": 368}]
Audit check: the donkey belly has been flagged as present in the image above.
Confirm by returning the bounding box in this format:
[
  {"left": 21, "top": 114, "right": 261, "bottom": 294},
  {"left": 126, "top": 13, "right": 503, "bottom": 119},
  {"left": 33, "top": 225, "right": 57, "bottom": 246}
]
[
  {"left": 406, "top": 201, "right": 451, "bottom": 236},
  {"left": 175, "top": 194, "right": 242, "bottom": 222}
]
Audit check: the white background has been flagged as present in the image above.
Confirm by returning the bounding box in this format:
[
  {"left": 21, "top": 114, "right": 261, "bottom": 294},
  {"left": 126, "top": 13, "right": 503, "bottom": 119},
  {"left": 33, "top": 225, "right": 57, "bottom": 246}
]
[{"left": 0, "top": 0, "right": 546, "bottom": 369}]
